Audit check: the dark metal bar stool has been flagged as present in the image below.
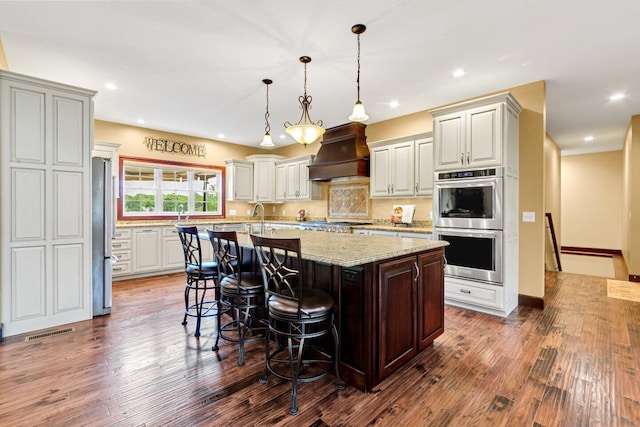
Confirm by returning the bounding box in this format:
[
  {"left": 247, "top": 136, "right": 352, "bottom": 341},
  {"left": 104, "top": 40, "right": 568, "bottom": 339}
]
[
  {"left": 250, "top": 234, "right": 344, "bottom": 415},
  {"left": 207, "top": 229, "right": 265, "bottom": 364},
  {"left": 176, "top": 225, "right": 222, "bottom": 347}
]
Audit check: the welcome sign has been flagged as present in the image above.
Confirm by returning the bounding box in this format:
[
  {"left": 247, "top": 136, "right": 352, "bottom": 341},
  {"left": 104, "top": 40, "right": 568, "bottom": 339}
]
[{"left": 143, "top": 136, "right": 207, "bottom": 158}]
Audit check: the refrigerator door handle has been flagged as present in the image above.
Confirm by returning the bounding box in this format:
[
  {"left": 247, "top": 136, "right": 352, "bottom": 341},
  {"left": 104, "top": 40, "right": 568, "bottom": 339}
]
[{"left": 103, "top": 161, "right": 114, "bottom": 258}]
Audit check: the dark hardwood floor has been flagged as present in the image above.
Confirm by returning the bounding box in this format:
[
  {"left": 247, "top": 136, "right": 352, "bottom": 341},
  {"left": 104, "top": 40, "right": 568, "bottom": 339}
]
[{"left": 1, "top": 270, "right": 639, "bottom": 426}]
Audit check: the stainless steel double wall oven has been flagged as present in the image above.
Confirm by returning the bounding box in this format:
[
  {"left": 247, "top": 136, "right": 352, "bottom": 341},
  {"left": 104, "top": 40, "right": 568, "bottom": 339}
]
[{"left": 433, "top": 167, "right": 503, "bottom": 284}]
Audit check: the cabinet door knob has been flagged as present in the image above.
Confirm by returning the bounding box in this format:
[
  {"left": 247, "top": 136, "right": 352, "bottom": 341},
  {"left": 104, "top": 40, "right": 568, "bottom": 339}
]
[
  {"left": 414, "top": 261, "right": 419, "bottom": 281},
  {"left": 415, "top": 183, "right": 418, "bottom": 192},
  {"left": 467, "top": 152, "right": 470, "bottom": 164},
  {"left": 460, "top": 153, "right": 464, "bottom": 165}
]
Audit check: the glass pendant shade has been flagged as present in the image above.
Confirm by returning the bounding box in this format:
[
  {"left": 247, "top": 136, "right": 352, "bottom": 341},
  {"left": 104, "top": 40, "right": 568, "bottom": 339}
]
[
  {"left": 285, "top": 56, "right": 325, "bottom": 146},
  {"left": 260, "top": 132, "right": 274, "bottom": 147},
  {"left": 349, "top": 100, "right": 369, "bottom": 122},
  {"left": 285, "top": 123, "right": 325, "bottom": 145}
]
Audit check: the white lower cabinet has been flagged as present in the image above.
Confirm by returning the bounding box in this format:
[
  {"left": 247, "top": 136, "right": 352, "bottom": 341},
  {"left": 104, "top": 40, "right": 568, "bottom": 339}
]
[
  {"left": 162, "top": 227, "right": 184, "bottom": 270},
  {"left": 115, "top": 225, "right": 215, "bottom": 279},
  {"left": 444, "top": 276, "right": 504, "bottom": 313},
  {"left": 112, "top": 228, "right": 132, "bottom": 277},
  {"left": 133, "top": 228, "right": 162, "bottom": 273}
]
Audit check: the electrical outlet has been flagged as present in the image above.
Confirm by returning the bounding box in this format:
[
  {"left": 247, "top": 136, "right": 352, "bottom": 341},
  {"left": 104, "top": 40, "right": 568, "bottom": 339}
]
[
  {"left": 246, "top": 209, "right": 251, "bottom": 215},
  {"left": 522, "top": 211, "right": 535, "bottom": 223},
  {"left": 272, "top": 206, "right": 276, "bottom": 212},
  {"left": 282, "top": 209, "right": 286, "bottom": 216},
  {"left": 229, "top": 209, "right": 236, "bottom": 216},
  {"left": 429, "top": 210, "right": 433, "bottom": 220}
]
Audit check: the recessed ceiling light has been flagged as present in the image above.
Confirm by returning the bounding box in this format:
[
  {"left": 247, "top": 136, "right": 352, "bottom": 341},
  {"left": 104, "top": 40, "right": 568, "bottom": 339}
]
[
  {"left": 452, "top": 68, "right": 465, "bottom": 78},
  {"left": 136, "top": 119, "right": 145, "bottom": 124},
  {"left": 584, "top": 135, "right": 594, "bottom": 142},
  {"left": 609, "top": 93, "right": 625, "bottom": 101},
  {"left": 218, "top": 133, "right": 225, "bottom": 139},
  {"left": 389, "top": 100, "right": 399, "bottom": 108},
  {"left": 279, "top": 134, "right": 286, "bottom": 139},
  {"left": 105, "top": 82, "right": 117, "bottom": 90}
]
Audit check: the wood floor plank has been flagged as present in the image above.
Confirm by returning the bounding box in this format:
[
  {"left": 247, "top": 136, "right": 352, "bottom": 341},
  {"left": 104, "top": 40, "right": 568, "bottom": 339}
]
[{"left": 1, "top": 270, "right": 640, "bottom": 426}]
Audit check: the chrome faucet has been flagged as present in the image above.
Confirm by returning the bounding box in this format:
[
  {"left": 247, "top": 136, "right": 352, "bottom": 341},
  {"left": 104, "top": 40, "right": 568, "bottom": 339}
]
[
  {"left": 177, "top": 204, "right": 184, "bottom": 223},
  {"left": 251, "top": 202, "right": 265, "bottom": 235}
]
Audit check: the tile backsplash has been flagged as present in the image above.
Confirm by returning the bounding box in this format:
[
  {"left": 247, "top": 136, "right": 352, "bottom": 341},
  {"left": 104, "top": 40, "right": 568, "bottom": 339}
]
[{"left": 328, "top": 181, "right": 371, "bottom": 220}]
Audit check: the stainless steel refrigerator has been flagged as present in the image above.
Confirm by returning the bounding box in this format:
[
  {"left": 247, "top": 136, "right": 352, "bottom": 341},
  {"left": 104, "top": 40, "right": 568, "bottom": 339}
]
[{"left": 92, "top": 157, "right": 114, "bottom": 316}]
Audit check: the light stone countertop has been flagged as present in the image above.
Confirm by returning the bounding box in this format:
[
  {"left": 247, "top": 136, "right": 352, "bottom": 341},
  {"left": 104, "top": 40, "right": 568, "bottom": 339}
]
[
  {"left": 116, "top": 220, "right": 432, "bottom": 233},
  {"left": 212, "top": 229, "right": 447, "bottom": 268},
  {"left": 350, "top": 224, "right": 433, "bottom": 233}
]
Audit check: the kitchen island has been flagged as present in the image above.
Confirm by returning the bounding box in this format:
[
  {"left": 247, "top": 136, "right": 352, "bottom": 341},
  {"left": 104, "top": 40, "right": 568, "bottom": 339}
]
[{"left": 232, "top": 229, "right": 448, "bottom": 392}]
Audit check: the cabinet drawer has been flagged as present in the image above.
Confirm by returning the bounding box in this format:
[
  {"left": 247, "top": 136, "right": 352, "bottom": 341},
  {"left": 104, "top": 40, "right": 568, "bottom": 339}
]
[
  {"left": 114, "top": 228, "right": 132, "bottom": 239},
  {"left": 111, "top": 240, "right": 131, "bottom": 250},
  {"left": 163, "top": 227, "right": 181, "bottom": 237},
  {"left": 445, "top": 280, "right": 503, "bottom": 310},
  {"left": 397, "top": 232, "right": 432, "bottom": 240},
  {"left": 112, "top": 250, "right": 131, "bottom": 263},
  {"left": 112, "top": 261, "right": 132, "bottom": 276}
]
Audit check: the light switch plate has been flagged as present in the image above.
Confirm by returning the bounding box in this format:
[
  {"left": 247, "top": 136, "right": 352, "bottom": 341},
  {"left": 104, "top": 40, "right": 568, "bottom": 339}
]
[
  {"left": 522, "top": 211, "right": 535, "bottom": 222},
  {"left": 229, "top": 209, "right": 237, "bottom": 216}
]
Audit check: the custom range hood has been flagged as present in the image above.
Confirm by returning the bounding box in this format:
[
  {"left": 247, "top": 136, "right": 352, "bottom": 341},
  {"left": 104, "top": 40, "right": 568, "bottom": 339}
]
[{"left": 308, "top": 122, "right": 369, "bottom": 181}]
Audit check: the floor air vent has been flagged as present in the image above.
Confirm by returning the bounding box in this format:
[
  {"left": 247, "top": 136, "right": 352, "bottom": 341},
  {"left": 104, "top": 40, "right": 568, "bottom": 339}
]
[{"left": 25, "top": 327, "right": 75, "bottom": 342}]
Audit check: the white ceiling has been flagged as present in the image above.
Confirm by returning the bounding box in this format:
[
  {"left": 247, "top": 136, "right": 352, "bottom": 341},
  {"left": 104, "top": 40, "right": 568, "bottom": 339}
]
[{"left": 1, "top": 0, "right": 639, "bottom": 154}]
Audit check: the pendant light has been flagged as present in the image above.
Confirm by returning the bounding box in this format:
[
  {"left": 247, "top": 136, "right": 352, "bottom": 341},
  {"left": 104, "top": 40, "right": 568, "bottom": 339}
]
[
  {"left": 285, "top": 56, "right": 325, "bottom": 146},
  {"left": 349, "top": 24, "right": 369, "bottom": 122},
  {"left": 260, "top": 79, "right": 275, "bottom": 147}
]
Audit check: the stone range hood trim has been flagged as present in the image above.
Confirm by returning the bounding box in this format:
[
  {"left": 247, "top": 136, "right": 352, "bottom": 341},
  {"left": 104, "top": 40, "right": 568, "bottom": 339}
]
[{"left": 308, "top": 122, "right": 369, "bottom": 181}]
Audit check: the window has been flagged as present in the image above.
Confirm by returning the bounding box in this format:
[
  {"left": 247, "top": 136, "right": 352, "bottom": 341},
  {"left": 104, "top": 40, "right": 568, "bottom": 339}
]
[{"left": 121, "top": 159, "right": 223, "bottom": 219}]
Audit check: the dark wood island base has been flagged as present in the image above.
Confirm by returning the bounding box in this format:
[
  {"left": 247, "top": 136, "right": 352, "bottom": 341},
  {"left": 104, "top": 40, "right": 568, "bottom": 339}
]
[{"left": 304, "top": 247, "right": 445, "bottom": 392}]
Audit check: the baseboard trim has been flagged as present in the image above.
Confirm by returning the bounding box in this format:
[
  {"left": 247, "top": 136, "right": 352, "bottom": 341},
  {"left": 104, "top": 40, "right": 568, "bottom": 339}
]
[
  {"left": 561, "top": 246, "right": 622, "bottom": 257},
  {"left": 518, "top": 294, "right": 544, "bottom": 310}
]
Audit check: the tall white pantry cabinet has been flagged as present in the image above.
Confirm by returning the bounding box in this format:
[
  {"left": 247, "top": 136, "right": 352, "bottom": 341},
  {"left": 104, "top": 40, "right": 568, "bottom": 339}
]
[{"left": 0, "top": 70, "right": 96, "bottom": 337}]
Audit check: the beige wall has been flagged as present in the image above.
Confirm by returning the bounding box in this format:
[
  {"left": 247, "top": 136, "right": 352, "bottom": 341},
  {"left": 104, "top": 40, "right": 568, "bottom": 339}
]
[
  {"left": 561, "top": 151, "right": 623, "bottom": 250},
  {"left": 622, "top": 116, "right": 640, "bottom": 279},
  {"left": 95, "top": 120, "right": 268, "bottom": 166},
  {"left": 544, "top": 134, "right": 562, "bottom": 269},
  {"left": 0, "top": 37, "right": 9, "bottom": 70}
]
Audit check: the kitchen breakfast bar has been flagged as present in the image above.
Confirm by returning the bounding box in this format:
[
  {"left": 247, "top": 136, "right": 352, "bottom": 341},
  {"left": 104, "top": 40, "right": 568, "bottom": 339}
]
[{"left": 223, "top": 228, "right": 448, "bottom": 392}]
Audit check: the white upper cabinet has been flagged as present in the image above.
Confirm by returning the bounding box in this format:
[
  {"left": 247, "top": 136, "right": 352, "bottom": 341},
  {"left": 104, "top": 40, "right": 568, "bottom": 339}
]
[
  {"left": 414, "top": 137, "right": 434, "bottom": 196},
  {"left": 431, "top": 93, "right": 522, "bottom": 172},
  {"left": 226, "top": 159, "right": 254, "bottom": 201},
  {"left": 368, "top": 133, "right": 432, "bottom": 198},
  {"left": 274, "top": 155, "right": 321, "bottom": 201},
  {"left": 246, "top": 154, "right": 283, "bottom": 203}
]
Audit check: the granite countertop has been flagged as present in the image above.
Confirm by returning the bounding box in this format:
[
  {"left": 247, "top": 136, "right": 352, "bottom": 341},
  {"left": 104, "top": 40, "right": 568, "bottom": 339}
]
[
  {"left": 350, "top": 224, "right": 433, "bottom": 233},
  {"left": 227, "top": 229, "right": 446, "bottom": 268},
  {"left": 116, "top": 219, "right": 433, "bottom": 233}
]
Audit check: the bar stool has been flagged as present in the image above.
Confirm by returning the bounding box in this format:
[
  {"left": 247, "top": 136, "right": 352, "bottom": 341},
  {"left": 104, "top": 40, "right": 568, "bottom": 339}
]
[
  {"left": 207, "top": 229, "right": 265, "bottom": 364},
  {"left": 176, "top": 225, "right": 222, "bottom": 347},
  {"left": 250, "top": 234, "right": 344, "bottom": 415}
]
